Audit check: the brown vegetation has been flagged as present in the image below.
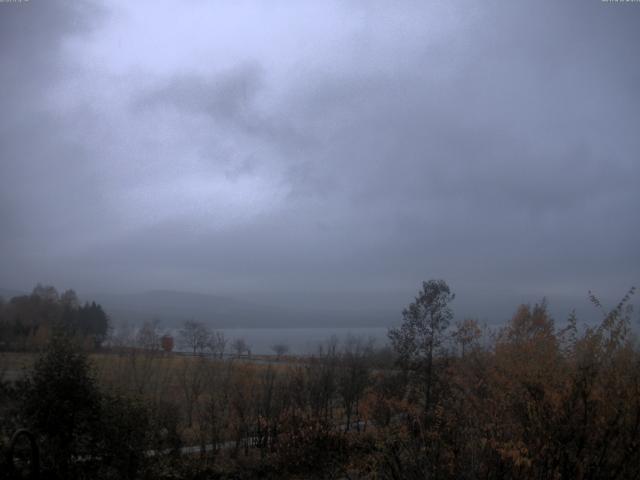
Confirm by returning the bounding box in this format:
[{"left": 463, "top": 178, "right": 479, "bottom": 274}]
[{"left": 1, "top": 281, "right": 639, "bottom": 479}]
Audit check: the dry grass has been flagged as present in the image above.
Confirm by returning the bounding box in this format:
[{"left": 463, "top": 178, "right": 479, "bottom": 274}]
[{"left": 0, "top": 351, "right": 36, "bottom": 382}]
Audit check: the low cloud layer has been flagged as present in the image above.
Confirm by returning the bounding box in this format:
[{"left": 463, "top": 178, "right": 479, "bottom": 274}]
[{"left": 1, "top": 0, "right": 638, "bottom": 321}]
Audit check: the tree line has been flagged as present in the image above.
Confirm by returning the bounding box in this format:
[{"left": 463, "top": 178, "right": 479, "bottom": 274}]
[
  {"left": 112, "top": 317, "right": 289, "bottom": 359},
  {"left": 0, "top": 280, "right": 638, "bottom": 479},
  {"left": 0, "top": 284, "right": 109, "bottom": 351}
]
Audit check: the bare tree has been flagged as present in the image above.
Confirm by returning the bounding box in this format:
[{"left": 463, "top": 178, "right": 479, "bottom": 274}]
[
  {"left": 136, "top": 318, "right": 161, "bottom": 351},
  {"left": 271, "top": 343, "right": 290, "bottom": 360},
  {"left": 177, "top": 356, "right": 207, "bottom": 427},
  {"left": 232, "top": 338, "right": 248, "bottom": 358},
  {"left": 254, "top": 366, "right": 285, "bottom": 455},
  {"left": 338, "top": 335, "right": 374, "bottom": 431},
  {"left": 200, "top": 360, "right": 232, "bottom": 453},
  {"left": 208, "top": 330, "right": 228, "bottom": 358},
  {"left": 307, "top": 344, "right": 339, "bottom": 422},
  {"left": 179, "top": 320, "right": 211, "bottom": 354}
]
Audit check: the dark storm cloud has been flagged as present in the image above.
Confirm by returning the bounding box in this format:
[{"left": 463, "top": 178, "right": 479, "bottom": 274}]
[
  {"left": 0, "top": 0, "right": 638, "bottom": 321},
  {"left": 136, "top": 64, "right": 264, "bottom": 121},
  {"left": 133, "top": 63, "right": 312, "bottom": 175}
]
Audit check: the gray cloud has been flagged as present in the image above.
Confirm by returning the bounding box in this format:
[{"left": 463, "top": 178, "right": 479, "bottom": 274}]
[
  {"left": 137, "top": 64, "right": 264, "bottom": 120},
  {"left": 0, "top": 0, "right": 638, "bottom": 323}
]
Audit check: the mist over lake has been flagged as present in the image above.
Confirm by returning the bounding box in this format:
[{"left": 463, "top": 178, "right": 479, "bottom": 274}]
[{"left": 185, "top": 327, "right": 390, "bottom": 355}]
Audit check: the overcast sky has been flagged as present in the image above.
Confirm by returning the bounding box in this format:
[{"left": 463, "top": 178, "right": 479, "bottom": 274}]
[{"left": 1, "top": 0, "right": 638, "bottom": 320}]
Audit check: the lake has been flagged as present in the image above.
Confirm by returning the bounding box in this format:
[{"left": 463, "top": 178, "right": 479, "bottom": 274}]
[{"left": 213, "top": 327, "right": 390, "bottom": 355}]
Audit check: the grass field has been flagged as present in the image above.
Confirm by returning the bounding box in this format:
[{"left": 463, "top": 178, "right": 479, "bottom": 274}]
[
  {"left": 0, "top": 350, "right": 294, "bottom": 383},
  {"left": 0, "top": 351, "right": 36, "bottom": 382}
]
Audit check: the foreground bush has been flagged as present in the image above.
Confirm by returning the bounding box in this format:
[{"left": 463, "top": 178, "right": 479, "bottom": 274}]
[{"left": 17, "top": 335, "right": 151, "bottom": 479}]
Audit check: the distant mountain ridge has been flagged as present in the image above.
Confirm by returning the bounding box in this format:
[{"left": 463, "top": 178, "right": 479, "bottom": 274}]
[
  {"left": 1, "top": 286, "right": 626, "bottom": 329},
  {"left": 0, "top": 287, "right": 393, "bottom": 328},
  {"left": 91, "top": 289, "right": 393, "bottom": 329}
]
